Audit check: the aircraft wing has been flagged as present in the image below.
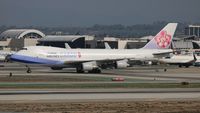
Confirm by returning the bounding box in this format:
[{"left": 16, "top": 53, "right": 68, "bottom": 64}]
[
  {"left": 63, "top": 58, "right": 125, "bottom": 64},
  {"left": 63, "top": 58, "right": 126, "bottom": 67},
  {"left": 153, "top": 51, "right": 173, "bottom": 58}
]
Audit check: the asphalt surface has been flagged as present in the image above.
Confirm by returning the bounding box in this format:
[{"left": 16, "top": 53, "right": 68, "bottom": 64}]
[
  {"left": 0, "top": 63, "right": 200, "bottom": 102},
  {"left": 1, "top": 88, "right": 200, "bottom": 95},
  {"left": 0, "top": 92, "right": 200, "bottom": 102},
  {"left": 1, "top": 63, "right": 200, "bottom": 83}
]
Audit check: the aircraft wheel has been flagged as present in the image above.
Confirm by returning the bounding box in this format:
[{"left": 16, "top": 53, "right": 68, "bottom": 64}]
[
  {"left": 76, "top": 67, "right": 84, "bottom": 73},
  {"left": 88, "top": 68, "right": 101, "bottom": 73},
  {"left": 96, "top": 68, "right": 101, "bottom": 73},
  {"left": 77, "top": 70, "right": 84, "bottom": 73},
  {"left": 185, "top": 65, "right": 189, "bottom": 68},
  {"left": 27, "top": 68, "right": 32, "bottom": 73}
]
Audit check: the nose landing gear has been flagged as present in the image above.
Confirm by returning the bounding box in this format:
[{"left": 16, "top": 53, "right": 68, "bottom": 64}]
[{"left": 26, "top": 65, "right": 32, "bottom": 73}]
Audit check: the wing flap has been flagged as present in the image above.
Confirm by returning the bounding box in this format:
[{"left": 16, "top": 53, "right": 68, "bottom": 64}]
[
  {"left": 153, "top": 51, "right": 173, "bottom": 58},
  {"left": 63, "top": 58, "right": 126, "bottom": 66}
]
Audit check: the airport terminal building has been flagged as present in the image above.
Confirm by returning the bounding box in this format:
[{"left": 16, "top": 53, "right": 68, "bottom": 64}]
[
  {"left": 37, "top": 35, "right": 95, "bottom": 48},
  {"left": 185, "top": 25, "right": 200, "bottom": 37},
  {"left": 1, "top": 26, "right": 200, "bottom": 51},
  {"left": 0, "top": 29, "right": 45, "bottom": 51}
]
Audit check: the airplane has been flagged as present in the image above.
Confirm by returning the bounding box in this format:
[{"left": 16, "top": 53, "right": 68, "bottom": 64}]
[
  {"left": 159, "top": 53, "right": 197, "bottom": 68},
  {"left": 10, "top": 23, "right": 177, "bottom": 73}
]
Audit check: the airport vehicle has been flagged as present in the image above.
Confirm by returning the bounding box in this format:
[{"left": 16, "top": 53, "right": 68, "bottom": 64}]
[
  {"left": 159, "top": 53, "right": 197, "bottom": 68},
  {"left": 10, "top": 23, "right": 177, "bottom": 73}
]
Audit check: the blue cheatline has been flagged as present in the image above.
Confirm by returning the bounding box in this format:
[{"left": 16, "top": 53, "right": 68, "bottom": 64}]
[{"left": 10, "top": 54, "right": 64, "bottom": 65}]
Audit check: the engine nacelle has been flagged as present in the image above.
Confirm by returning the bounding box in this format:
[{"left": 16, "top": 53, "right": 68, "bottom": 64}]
[
  {"left": 51, "top": 67, "right": 63, "bottom": 70},
  {"left": 82, "top": 61, "right": 98, "bottom": 71},
  {"left": 115, "top": 60, "right": 129, "bottom": 69}
]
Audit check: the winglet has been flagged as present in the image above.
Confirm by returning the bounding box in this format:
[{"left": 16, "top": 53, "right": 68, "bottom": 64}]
[{"left": 142, "top": 23, "right": 178, "bottom": 49}]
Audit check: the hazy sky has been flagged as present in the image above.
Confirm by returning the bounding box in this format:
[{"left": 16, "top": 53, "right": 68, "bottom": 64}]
[{"left": 0, "top": 0, "right": 200, "bottom": 27}]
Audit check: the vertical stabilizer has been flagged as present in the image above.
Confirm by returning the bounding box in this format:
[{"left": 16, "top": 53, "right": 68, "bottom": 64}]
[
  {"left": 65, "top": 43, "right": 71, "bottom": 49},
  {"left": 105, "top": 42, "right": 111, "bottom": 49},
  {"left": 142, "top": 23, "right": 178, "bottom": 49}
]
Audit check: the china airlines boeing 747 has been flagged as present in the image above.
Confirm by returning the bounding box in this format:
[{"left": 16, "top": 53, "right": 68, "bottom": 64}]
[{"left": 10, "top": 23, "right": 177, "bottom": 73}]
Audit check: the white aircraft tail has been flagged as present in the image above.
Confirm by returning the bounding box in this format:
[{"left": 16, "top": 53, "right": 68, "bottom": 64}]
[
  {"left": 105, "top": 42, "right": 111, "bottom": 49},
  {"left": 142, "top": 23, "right": 178, "bottom": 49},
  {"left": 65, "top": 43, "right": 71, "bottom": 49}
]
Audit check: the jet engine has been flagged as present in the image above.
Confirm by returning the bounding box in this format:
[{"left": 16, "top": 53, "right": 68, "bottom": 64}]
[
  {"left": 115, "top": 59, "right": 129, "bottom": 69},
  {"left": 82, "top": 61, "right": 98, "bottom": 71}
]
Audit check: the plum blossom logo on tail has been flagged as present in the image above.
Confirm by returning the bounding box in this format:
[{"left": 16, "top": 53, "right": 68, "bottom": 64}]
[{"left": 155, "top": 30, "right": 172, "bottom": 48}]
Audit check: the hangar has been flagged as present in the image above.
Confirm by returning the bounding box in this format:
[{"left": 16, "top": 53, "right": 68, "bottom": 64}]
[
  {"left": 96, "top": 37, "right": 147, "bottom": 49},
  {"left": 0, "top": 29, "right": 45, "bottom": 51},
  {"left": 0, "top": 29, "right": 45, "bottom": 39},
  {"left": 38, "top": 35, "right": 85, "bottom": 48}
]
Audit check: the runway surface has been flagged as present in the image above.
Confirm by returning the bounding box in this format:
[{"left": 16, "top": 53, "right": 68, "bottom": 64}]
[
  {"left": 0, "top": 88, "right": 200, "bottom": 102},
  {"left": 1, "top": 88, "right": 200, "bottom": 94},
  {"left": 1, "top": 93, "right": 200, "bottom": 102},
  {"left": 0, "top": 63, "right": 200, "bottom": 102},
  {"left": 1, "top": 63, "right": 200, "bottom": 83}
]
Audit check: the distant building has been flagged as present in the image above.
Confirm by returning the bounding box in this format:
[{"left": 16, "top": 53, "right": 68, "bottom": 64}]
[
  {"left": 0, "top": 29, "right": 45, "bottom": 51},
  {"left": 172, "top": 41, "right": 193, "bottom": 49},
  {"left": 0, "top": 28, "right": 198, "bottom": 51},
  {"left": 96, "top": 37, "right": 147, "bottom": 49},
  {"left": 185, "top": 25, "right": 200, "bottom": 37},
  {"left": 38, "top": 35, "right": 95, "bottom": 48}
]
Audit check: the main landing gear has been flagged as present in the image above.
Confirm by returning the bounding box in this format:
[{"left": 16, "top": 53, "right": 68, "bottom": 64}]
[
  {"left": 88, "top": 68, "right": 101, "bottom": 73},
  {"left": 76, "top": 67, "right": 101, "bottom": 73},
  {"left": 76, "top": 67, "right": 84, "bottom": 73}
]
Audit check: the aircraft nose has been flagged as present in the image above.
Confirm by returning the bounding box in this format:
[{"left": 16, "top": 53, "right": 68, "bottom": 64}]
[{"left": 10, "top": 53, "right": 20, "bottom": 62}]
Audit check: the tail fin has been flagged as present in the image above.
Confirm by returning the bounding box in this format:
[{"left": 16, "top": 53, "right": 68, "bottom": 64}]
[
  {"left": 105, "top": 42, "right": 111, "bottom": 49},
  {"left": 65, "top": 43, "right": 71, "bottom": 49},
  {"left": 142, "top": 23, "right": 178, "bottom": 49}
]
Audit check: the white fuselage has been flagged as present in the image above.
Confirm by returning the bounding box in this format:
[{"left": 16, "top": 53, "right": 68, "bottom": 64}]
[{"left": 10, "top": 46, "right": 172, "bottom": 65}]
